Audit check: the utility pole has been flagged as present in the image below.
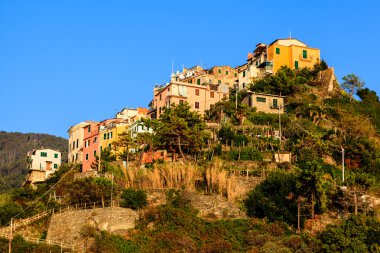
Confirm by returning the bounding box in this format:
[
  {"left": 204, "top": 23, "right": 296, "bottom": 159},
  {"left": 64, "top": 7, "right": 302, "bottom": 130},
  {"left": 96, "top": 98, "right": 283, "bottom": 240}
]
[
  {"left": 98, "top": 141, "right": 101, "bottom": 172},
  {"left": 341, "top": 146, "right": 345, "bottom": 183},
  {"left": 8, "top": 218, "right": 12, "bottom": 253},
  {"left": 297, "top": 197, "right": 301, "bottom": 234},
  {"left": 111, "top": 173, "right": 114, "bottom": 207}
]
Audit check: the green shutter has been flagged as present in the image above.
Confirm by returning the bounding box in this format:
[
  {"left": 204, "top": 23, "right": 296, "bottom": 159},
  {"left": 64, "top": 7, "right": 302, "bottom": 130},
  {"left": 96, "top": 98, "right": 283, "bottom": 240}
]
[
  {"left": 54, "top": 164, "right": 58, "bottom": 169},
  {"left": 276, "top": 48, "right": 280, "bottom": 54},
  {"left": 234, "top": 73, "right": 237, "bottom": 77},
  {"left": 243, "top": 71, "right": 246, "bottom": 77},
  {"left": 303, "top": 50, "right": 307, "bottom": 58},
  {"left": 104, "top": 133, "right": 107, "bottom": 140},
  {"left": 197, "top": 79, "right": 200, "bottom": 85},
  {"left": 218, "top": 69, "right": 221, "bottom": 74},
  {"left": 273, "top": 99, "right": 278, "bottom": 107},
  {"left": 295, "top": 61, "right": 299, "bottom": 69},
  {"left": 54, "top": 153, "right": 58, "bottom": 158},
  {"left": 226, "top": 71, "right": 228, "bottom": 75},
  {"left": 256, "top": 97, "right": 266, "bottom": 103},
  {"left": 40, "top": 152, "right": 47, "bottom": 157}
]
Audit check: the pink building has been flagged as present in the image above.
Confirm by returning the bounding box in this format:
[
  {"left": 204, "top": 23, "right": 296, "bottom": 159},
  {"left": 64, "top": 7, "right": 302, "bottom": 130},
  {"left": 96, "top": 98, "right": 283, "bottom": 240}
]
[{"left": 82, "top": 122, "right": 99, "bottom": 173}]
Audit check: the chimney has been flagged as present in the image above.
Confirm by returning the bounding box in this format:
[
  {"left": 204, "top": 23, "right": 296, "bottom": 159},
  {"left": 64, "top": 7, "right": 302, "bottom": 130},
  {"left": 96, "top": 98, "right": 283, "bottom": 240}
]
[{"left": 247, "top": 52, "right": 253, "bottom": 60}]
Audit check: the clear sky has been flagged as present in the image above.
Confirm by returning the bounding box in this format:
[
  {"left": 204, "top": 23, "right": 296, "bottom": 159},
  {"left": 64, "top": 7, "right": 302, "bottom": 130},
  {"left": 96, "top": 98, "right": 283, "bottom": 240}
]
[{"left": 0, "top": 1, "right": 379, "bottom": 138}]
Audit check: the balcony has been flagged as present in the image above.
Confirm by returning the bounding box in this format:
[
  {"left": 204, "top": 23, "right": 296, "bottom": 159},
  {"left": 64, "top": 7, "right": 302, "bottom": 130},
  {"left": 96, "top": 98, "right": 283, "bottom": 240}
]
[{"left": 299, "top": 54, "right": 313, "bottom": 62}]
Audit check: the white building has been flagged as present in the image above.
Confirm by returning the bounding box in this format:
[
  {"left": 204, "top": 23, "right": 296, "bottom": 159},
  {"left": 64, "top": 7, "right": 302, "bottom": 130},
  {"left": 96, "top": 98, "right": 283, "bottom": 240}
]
[
  {"left": 67, "top": 121, "right": 93, "bottom": 163},
  {"left": 25, "top": 148, "right": 62, "bottom": 185},
  {"left": 129, "top": 120, "right": 153, "bottom": 138}
]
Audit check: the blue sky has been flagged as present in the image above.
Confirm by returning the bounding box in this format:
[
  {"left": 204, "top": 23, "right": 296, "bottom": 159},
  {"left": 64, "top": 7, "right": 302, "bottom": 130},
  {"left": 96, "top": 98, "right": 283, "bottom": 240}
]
[{"left": 0, "top": 1, "right": 379, "bottom": 138}]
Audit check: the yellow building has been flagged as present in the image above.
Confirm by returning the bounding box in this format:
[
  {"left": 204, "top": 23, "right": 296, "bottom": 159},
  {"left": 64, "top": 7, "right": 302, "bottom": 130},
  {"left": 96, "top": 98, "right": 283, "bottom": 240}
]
[
  {"left": 267, "top": 38, "right": 320, "bottom": 73},
  {"left": 98, "top": 119, "right": 129, "bottom": 155}
]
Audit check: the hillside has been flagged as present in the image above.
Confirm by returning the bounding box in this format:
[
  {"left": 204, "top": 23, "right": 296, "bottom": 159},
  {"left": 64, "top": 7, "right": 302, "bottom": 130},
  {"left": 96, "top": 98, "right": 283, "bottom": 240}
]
[{"left": 0, "top": 131, "right": 67, "bottom": 191}]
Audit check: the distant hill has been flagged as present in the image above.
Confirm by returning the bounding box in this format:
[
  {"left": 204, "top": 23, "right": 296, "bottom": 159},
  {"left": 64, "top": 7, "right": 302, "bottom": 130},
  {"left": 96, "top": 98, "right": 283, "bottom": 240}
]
[{"left": 0, "top": 131, "right": 67, "bottom": 191}]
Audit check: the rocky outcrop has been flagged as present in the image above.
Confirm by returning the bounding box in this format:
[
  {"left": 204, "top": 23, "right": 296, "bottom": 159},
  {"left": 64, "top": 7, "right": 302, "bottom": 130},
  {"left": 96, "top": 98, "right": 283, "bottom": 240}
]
[{"left": 46, "top": 207, "right": 138, "bottom": 251}]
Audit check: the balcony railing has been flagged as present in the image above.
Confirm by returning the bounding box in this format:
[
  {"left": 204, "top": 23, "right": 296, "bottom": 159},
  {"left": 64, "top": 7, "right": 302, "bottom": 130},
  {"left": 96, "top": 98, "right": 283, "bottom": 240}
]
[{"left": 299, "top": 54, "right": 314, "bottom": 62}]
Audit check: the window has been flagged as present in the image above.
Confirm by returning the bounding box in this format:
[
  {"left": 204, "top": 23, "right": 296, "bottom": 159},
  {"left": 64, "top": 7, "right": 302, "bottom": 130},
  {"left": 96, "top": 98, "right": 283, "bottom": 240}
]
[
  {"left": 76, "top": 139, "right": 78, "bottom": 148},
  {"left": 84, "top": 140, "right": 87, "bottom": 148},
  {"left": 94, "top": 137, "right": 97, "bottom": 143},
  {"left": 54, "top": 153, "right": 58, "bottom": 158},
  {"left": 256, "top": 61, "right": 259, "bottom": 66},
  {"left": 243, "top": 71, "right": 246, "bottom": 77},
  {"left": 197, "top": 79, "right": 200, "bottom": 85},
  {"left": 295, "top": 61, "right": 299, "bottom": 69},
  {"left": 195, "top": 102, "right": 200, "bottom": 109},
  {"left": 226, "top": 71, "right": 229, "bottom": 75},
  {"left": 108, "top": 132, "right": 112, "bottom": 139},
  {"left": 276, "top": 48, "right": 280, "bottom": 54},
  {"left": 85, "top": 154, "right": 89, "bottom": 160},
  {"left": 75, "top": 153, "right": 78, "bottom": 161},
  {"left": 54, "top": 164, "right": 58, "bottom": 169},
  {"left": 273, "top": 99, "right": 278, "bottom": 107},
  {"left": 189, "top": 80, "right": 192, "bottom": 84},
  {"left": 168, "top": 87, "right": 170, "bottom": 92},
  {"left": 210, "top": 92, "right": 214, "bottom": 98},
  {"left": 242, "top": 83, "right": 246, "bottom": 89},
  {"left": 94, "top": 150, "right": 97, "bottom": 157},
  {"left": 218, "top": 69, "right": 221, "bottom": 74},
  {"left": 108, "top": 144, "right": 111, "bottom": 148},
  {"left": 72, "top": 141, "right": 75, "bottom": 149},
  {"left": 88, "top": 126, "right": 91, "bottom": 133},
  {"left": 103, "top": 133, "right": 107, "bottom": 140},
  {"left": 256, "top": 97, "right": 266, "bottom": 103},
  {"left": 195, "top": 89, "right": 199, "bottom": 96},
  {"left": 218, "top": 80, "right": 221, "bottom": 85},
  {"left": 302, "top": 50, "right": 307, "bottom": 58},
  {"left": 234, "top": 73, "right": 237, "bottom": 77},
  {"left": 41, "top": 152, "right": 47, "bottom": 157},
  {"left": 159, "top": 94, "right": 162, "bottom": 100}
]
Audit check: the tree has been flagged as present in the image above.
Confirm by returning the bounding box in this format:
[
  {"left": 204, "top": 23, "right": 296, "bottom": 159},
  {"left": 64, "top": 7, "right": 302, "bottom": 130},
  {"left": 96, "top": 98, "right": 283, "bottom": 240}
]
[
  {"left": 120, "top": 188, "right": 147, "bottom": 210},
  {"left": 113, "top": 130, "right": 136, "bottom": 169},
  {"left": 154, "top": 103, "right": 209, "bottom": 161},
  {"left": 245, "top": 171, "right": 301, "bottom": 226},
  {"left": 341, "top": 74, "right": 365, "bottom": 99}
]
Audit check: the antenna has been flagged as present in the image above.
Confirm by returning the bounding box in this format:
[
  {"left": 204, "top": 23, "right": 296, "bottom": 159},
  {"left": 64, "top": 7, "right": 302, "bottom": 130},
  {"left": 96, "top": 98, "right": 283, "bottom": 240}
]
[
  {"left": 171, "top": 59, "right": 174, "bottom": 75},
  {"left": 289, "top": 31, "right": 292, "bottom": 39}
]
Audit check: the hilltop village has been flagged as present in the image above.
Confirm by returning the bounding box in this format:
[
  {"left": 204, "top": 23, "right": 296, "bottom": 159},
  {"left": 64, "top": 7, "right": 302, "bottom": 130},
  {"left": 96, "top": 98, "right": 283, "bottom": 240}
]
[
  {"left": 4, "top": 37, "right": 380, "bottom": 252},
  {"left": 26, "top": 37, "right": 325, "bottom": 183}
]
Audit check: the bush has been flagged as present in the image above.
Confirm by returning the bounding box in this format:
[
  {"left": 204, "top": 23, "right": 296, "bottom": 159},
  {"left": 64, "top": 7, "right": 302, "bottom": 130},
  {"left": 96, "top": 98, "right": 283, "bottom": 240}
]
[
  {"left": 245, "top": 171, "right": 302, "bottom": 227},
  {"left": 0, "top": 202, "right": 23, "bottom": 226},
  {"left": 120, "top": 188, "right": 147, "bottom": 210},
  {"left": 316, "top": 215, "right": 380, "bottom": 252}
]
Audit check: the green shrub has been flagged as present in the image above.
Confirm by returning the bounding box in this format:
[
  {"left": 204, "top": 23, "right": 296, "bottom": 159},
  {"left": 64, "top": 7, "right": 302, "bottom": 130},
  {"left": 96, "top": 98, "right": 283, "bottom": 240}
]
[
  {"left": 0, "top": 202, "right": 23, "bottom": 226},
  {"left": 245, "top": 171, "right": 302, "bottom": 227},
  {"left": 120, "top": 188, "right": 147, "bottom": 210}
]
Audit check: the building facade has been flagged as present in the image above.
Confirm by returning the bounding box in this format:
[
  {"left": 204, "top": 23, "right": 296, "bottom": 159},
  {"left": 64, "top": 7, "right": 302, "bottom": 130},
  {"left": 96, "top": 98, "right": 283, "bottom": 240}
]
[
  {"left": 67, "top": 121, "right": 91, "bottom": 163},
  {"left": 25, "top": 148, "right": 62, "bottom": 185},
  {"left": 82, "top": 122, "right": 99, "bottom": 173},
  {"left": 267, "top": 38, "right": 320, "bottom": 73},
  {"left": 242, "top": 92, "right": 285, "bottom": 114},
  {"left": 115, "top": 107, "right": 149, "bottom": 123},
  {"left": 98, "top": 119, "right": 129, "bottom": 154},
  {"left": 237, "top": 38, "right": 320, "bottom": 88},
  {"left": 129, "top": 119, "right": 154, "bottom": 138},
  {"left": 149, "top": 65, "right": 237, "bottom": 119}
]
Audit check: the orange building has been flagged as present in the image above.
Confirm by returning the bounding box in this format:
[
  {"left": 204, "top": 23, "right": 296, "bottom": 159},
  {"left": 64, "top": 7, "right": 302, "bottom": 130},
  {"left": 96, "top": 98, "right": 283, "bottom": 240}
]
[{"left": 82, "top": 122, "right": 100, "bottom": 172}]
